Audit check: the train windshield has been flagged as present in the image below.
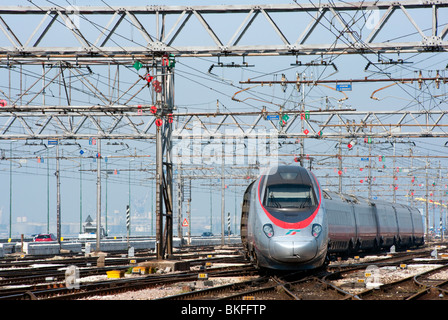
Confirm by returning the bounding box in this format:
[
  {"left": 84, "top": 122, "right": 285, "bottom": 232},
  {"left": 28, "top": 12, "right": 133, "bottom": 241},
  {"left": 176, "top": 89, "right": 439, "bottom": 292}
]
[{"left": 264, "top": 184, "right": 316, "bottom": 209}]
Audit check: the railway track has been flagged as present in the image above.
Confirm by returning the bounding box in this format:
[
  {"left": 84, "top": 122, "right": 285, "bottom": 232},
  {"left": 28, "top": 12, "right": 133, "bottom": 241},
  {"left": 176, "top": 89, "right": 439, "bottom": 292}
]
[
  {"left": 0, "top": 245, "right": 255, "bottom": 300},
  {"left": 0, "top": 243, "right": 446, "bottom": 300},
  {"left": 158, "top": 244, "right": 448, "bottom": 300},
  {"left": 34, "top": 265, "right": 257, "bottom": 300},
  {"left": 355, "top": 264, "right": 448, "bottom": 300}
]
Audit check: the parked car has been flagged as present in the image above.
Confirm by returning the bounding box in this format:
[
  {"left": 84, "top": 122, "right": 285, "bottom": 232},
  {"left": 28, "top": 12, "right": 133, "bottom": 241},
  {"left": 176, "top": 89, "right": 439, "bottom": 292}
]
[
  {"left": 34, "top": 233, "right": 57, "bottom": 242},
  {"left": 201, "top": 232, "right": 213, "bottom": 237}
]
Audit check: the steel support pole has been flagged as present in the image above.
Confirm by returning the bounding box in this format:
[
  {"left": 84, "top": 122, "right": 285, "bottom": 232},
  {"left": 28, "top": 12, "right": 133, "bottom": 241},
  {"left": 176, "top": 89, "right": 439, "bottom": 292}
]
[
  {"left": 56, "top": 142, "right": 61, "bottom": 244},
  {"left": 154, "top": 59, "right": 175, "bottom": 259},
  {"left": 426, "top": 160, "right": 430, "bottom": 238},
  {"left": 156, "top": 123, "right": 163, "bottom": 259},
  {"left": 221, "top": 150, "right": 225, "bottom": 246},
  {"left": 96, "top": 138, "right": 101, "bottom": 252},
  {"left": 177, "top": 166, "right": 183, "bottom": 241},
  {"left": 9, "top": 142, "right": 12, "bottom": 239},
  {"left": 187, "top": 189, "right": 191, "bottom": 246},
  {"left": 164, "top": 67, "right": 174, "bottom": 257}
]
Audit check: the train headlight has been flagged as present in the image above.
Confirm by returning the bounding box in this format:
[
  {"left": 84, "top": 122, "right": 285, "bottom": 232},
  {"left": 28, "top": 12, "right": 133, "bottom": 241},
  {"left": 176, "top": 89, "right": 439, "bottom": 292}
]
[
  {"left": 312, "top": 224, "right": 322, "bottom": 238},
  {"left": 263, "top": 224, "right": 274, "bottom": 238}
]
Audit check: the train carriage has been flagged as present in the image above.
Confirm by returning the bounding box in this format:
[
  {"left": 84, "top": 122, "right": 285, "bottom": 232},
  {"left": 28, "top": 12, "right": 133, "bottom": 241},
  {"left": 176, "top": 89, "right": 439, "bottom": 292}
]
[
  {"left": 351, "top": 196, "right": 379, "bottom": 250},
  {"left": 374, "top": 200, "right": 399, "bottom": 248},
  {"left": 394, "top": 203, "right": 415, "bottom": 247},
  {"left": 325, "top": 191, "right": 356, "bottom": 253},
  {"left": 241, "top": 165, "right": 328, "bottom": 270},
  {"left": 409, "top": 206, "right": 425, "bottom": 246},
  {"left": 241, "top": 165, "right": 425, "bottom": 271}
]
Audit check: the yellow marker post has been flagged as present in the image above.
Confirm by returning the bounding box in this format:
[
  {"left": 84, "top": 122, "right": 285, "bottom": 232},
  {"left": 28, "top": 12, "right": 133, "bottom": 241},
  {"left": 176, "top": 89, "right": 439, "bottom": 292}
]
[{"left": 198, "top": 273, "right": 208, "bottom": 280}]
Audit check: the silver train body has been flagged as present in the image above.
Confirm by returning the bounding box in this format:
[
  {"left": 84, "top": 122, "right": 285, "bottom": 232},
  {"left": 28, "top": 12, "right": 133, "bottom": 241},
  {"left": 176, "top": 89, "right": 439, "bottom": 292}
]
[{"left": 241, "top": 165, "right": 425, "bottom": 271}]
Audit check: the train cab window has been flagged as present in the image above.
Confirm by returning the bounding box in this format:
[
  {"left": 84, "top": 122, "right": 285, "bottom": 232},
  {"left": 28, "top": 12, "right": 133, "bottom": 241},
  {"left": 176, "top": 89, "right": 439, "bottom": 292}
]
[{"left": 264, "top": 184, "right": 316, "bottom": 209}]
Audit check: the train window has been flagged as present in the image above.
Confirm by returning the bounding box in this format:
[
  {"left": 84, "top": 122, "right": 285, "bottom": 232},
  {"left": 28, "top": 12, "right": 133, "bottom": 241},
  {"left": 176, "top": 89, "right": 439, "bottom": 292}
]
[{"left": 264, "top": 184, "right": 316, "bottom": 209}]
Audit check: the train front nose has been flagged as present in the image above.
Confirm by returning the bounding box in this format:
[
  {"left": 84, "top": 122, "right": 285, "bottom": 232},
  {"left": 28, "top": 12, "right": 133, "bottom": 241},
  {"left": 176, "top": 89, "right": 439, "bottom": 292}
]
[{"left": 269, "top": 237, "right": 318, "bottom": 263}]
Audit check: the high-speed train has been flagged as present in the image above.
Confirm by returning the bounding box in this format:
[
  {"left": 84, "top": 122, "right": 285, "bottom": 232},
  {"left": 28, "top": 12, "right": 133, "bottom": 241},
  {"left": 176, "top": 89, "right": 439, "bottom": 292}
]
[{"left": 241, "top": 165, "right": 425, "bottom": 270}]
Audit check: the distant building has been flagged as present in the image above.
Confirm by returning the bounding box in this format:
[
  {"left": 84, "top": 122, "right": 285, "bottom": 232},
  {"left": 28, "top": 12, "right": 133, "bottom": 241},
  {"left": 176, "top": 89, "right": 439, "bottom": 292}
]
[{"left": 79, "top": 215, "right": 106, "bottom": 239}]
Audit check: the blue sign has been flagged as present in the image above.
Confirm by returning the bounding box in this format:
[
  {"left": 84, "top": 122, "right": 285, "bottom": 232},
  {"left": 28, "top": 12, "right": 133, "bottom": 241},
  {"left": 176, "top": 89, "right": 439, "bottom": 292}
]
[
  {"left": 48, "top": 140, "right": 58, "bottom": 145},
  {"left": 267, "top": 115, "right": 279, "bottom": 121},
  {"left": 336, "top": 83, "right": 352, "bottom": 91},
  {"left": 361, "top": 157, "right": 369, "bottom": 161}
]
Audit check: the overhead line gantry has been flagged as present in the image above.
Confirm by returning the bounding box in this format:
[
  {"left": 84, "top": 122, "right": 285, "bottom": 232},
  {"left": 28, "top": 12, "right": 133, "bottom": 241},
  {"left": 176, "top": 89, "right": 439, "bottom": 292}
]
[{"left": 0, "top": 1, "right": 447, "bottom": 63}]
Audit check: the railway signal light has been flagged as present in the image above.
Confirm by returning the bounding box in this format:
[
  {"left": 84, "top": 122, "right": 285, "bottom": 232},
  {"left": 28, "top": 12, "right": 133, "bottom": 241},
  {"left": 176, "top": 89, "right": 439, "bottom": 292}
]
[
  {"left": 162, "top": 55, "right": 169, "bottom": 67},
  {"left": 153, "top": 80, "right": 162, "bottom": 93},
  {"left": 162, "top": 54, "right": 176, "bottom": 68},
  {"left": 279, "top": 114, "right": 289, "bottom": 127},
  {"left": 300, "top": 111, "right": 310, "bottom": 120},
  {"left": 150, "top": 105, "right": 157, "bottom": 114},
  {"left": 145, "top": 74, "right": 154, "bottom": 83},
  {"left": 348, "top": 140, "right": 356, "bottom": 149}
]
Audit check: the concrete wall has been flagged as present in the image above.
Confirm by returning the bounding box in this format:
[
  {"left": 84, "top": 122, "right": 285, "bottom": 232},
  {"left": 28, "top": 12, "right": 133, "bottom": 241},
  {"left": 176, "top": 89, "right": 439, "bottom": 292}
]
[
  {"left": 0, "top": 243, "right": 16, "bottom": 254},
  {"left": 23, "top": 242, "right": 60, "bottom": 255},
  {"left": 85, "top": 239, "right": 155, "bottom": 252},
  {"left": 61, "top": 242, "right": 83, "bottom": 253},
  {"left": 2, "top": 236, "right": 241, "bottom": 257}
]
